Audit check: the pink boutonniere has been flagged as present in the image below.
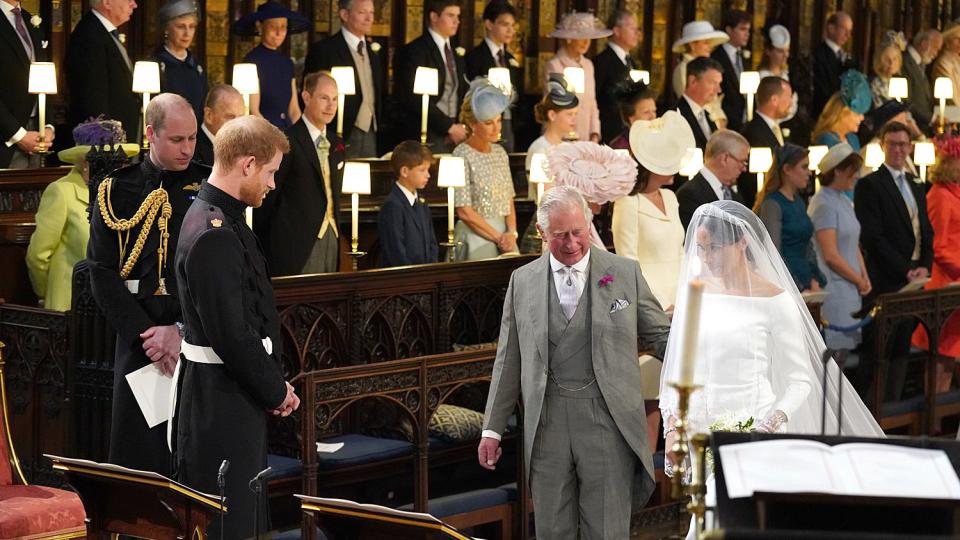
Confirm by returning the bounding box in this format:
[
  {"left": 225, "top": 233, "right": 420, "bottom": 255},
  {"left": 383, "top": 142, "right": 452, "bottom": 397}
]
[
  {"left": 598, "top": 274, "right": 614, "bottom": 288},
  {"left": 333, "top": 142, "right": 346, "bottom": 154}
]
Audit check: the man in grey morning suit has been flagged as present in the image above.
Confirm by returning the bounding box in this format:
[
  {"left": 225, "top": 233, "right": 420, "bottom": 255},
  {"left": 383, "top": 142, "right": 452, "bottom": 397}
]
[{"left": 478, "top": 186, "right": 671, "bottom": 539}]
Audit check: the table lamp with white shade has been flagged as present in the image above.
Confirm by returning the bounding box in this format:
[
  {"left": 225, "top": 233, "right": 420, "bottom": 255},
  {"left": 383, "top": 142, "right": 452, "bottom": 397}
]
[
  {"left": 437, "top": 156, "right": 466, "bottom": 261},
  {"left": 888, "top": 77, "right": 908, "bottom": 102},
  {"left": 563, "top": 67, "right": 586, "bottom": 94},
  {"left": 330, "top": 66, "right": 356, "bottom": 139},
  {"left": 864, "top": 143, "right": 885, "bottom": 171},
  {"left": 914, "top": 142, "right": 936, "bottom": 182},
  {"left": 414, "top": 67, "right": 439, "bottom": 144},
  {"left": 27, "top": 62, "right": 56, "bottom": 155},
  {"left": 749, "top": 147, "right": 773, "bottom": 194},
  {"left": 487, "top": 67, "right": 512, "bottom": 96},
  {"left": 629, "top": 70, "right": 650, "bottom": 85},
  {"left": 132, "top": 61, "right": 161, "bottom": 150},
  {"left": 528, "top": 152, "right": 552, "bottom": 204},
  {"left": 935, "top": 77, "right": 953, "bottom": 133},
  {"left": 232, "top": 63, "right": 260, "bottom": 115},
  {"left": 808, "top": 145, "right": 829, "bottom": 191},
  {"left": 341, "top": 161, "right": 371, "bottom": 268},
  {"left": 739, "top": 71, "right": 761, "bottom": 122},
  {"left": 679, "top": 148, "right": 703, "bottom": 179}
]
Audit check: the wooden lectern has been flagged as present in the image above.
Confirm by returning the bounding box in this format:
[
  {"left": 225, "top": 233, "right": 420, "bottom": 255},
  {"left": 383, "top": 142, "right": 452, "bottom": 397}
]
[
  {"left": 46, "top": 454, "right": 225, "bottom": 539},
  {"left": 296, "top": 494, "right": 472, "bottom": 540},
  {"left": 712, "top": 432, "right": 960, "bottom": 538}
]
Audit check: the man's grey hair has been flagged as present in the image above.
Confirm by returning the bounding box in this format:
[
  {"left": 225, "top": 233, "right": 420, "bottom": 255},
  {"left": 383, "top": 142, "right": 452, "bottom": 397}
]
[
  {"left": 914, "top": 29, "right": 942, "bottom": 48},
  {"left": 606, "top": 9, "right": 635, "bottom": 30},
  {"left": 536, "top": 186, "right": 592, "bottom": 233},
  {"left": 704, "top": 129, "right": 749, "bottom": 160}
]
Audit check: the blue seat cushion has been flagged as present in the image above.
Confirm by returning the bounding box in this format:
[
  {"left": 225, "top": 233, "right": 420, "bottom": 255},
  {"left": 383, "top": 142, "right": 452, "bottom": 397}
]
[
  {"left": 497, "top": 482, "right": 517, "bottom": 501},
  {"left": 880, "top": 395, "right": 925, "bottom": 417},
  {"left": 267, "top": 454, "right": 303, "bottom": 480},
  {"left": 398, "top": 488, "right": 509, "bottom": 517},
  {"left": 317, "top": 434, "right": 413, "bottom": 469},
  {"left": 936, "top": 390, "right": 960, "bottom": 406}
]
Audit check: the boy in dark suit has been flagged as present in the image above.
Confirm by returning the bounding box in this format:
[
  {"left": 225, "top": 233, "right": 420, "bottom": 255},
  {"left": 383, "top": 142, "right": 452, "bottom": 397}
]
[{"left": 378, "top": 141, "right": 439, "bottom": 266}]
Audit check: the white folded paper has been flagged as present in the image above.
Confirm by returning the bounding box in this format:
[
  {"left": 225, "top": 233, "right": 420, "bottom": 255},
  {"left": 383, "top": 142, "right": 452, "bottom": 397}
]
[
  {"left": 720, "top": 439, "right": 960, "bottom": 500},
  {"left": 317, "top": 442, "right": 345, "bottom": 454},
  {"left": 125, "top": 363, "right": 173, "bottom": 428}
]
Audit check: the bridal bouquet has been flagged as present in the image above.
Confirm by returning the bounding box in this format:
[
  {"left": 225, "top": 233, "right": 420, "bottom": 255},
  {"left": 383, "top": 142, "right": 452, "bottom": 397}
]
[{"left": 704, "top": 415, "right": 754, "bottom": 473}]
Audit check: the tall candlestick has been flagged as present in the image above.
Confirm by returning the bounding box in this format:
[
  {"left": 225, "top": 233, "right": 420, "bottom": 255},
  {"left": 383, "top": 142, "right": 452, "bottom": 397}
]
[
  {"left": 245, "top": 207, "right": 253, "bottom": 228},
  {"left": 678, "top": 280, "right": 705, "bottom": 386},
  {"left": 351, "top": 192, "right": 360, "bottom": 252},
  {"left": 337, "top": 94, "right": 346, "bottom": 138},
  {"left": 421, "top": 94, "right": 429, "bottom": 144},
  {"left": 746, "top": 93, "right": 755, "bottom": 122},
  {"left": 142, "top": 93, "right": 151, "bottom": 149},
  {"left": 37, "top": 94, "right": 46, "bottom": 149},
  {"left": 243, "top": 94, "right": 251, "bottom": 116},
  {"left": 446, "top": 186, "right": 455, "bottom": 241},
  {"left": 536, "top": 182, "right": 545, "bottom": 204}
]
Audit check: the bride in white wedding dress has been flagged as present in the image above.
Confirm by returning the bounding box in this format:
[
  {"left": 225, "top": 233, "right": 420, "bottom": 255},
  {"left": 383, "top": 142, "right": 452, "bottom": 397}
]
[{"left": 659, "top": 201, "right": 883, "bottom": 536}]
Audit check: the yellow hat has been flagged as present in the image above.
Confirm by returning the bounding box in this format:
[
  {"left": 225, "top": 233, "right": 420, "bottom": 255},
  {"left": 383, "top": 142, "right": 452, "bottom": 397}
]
[{"left": 58, "top": 143, "right": 140, "bottom": 166}]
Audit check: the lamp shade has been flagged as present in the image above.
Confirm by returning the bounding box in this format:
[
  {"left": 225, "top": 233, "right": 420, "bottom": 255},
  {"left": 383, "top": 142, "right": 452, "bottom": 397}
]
[
  {"left": 739, "top": 71, "right": 761, "bottom": 94},
  {"left": 414, "top": 67, "right": 440, "bottom": 96},
  {"left": 529, "top": 153, "right": 550, "bottom": 184},
  {"left": 914, "top": 141, "right": 936, "bottom": 167},
  {"left": 341, "top": 162, "right": 371, "bottom": 194},
  {"left": 487, "top": 67, "right": 512, "bottom": 95},
  {"left": 864, "top": 143, "right": 885, "bottom": 169},
  {"left": 132, "top": 61, "right": 161, "bottom": 94},
  {"left": 563, "top": 67, "right": 586, "bottom": 94},
  {"left": 330, "top": 66, "right": 357, "bottom": 95},
  {"left": 749, "top": 147, "right": 773, "bottom": 173},
  {"left": 629, "top": 70, "right": 650, "bottom": 84},
  {"left": 232, "top": 63, "right": 260, "bottom": 95},
  {"left": 679, "top": 147, "right": 703, "bottom": 178},
  {"left": 888, "top": 77, "right": 908, "bottom": 100},
  {"left": 437, "top": 156, "right": 466, "bottom": 187},
  {"left": 808, "top": 145, "right": 829, "bottom": 171},
  {"left": 935, "top": 77, "right": 954, "bottom": 100},
  {"left": 28, "top": 62, "right": 57, "bottom": 94}
]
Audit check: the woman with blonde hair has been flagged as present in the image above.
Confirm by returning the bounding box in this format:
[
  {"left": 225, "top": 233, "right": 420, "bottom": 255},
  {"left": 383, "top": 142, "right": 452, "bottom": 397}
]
[
  {"left": 813, "top": 71, "right": 872, "bottom": 150},
  {"left": 870, "top": 31, "right": 907, "bottom": 107},
  {"left": 755, "top": 144, "right": 825, "bottom": 292},
  {"left": 933, "top": 22, "right": 960, "bottom": 107}
]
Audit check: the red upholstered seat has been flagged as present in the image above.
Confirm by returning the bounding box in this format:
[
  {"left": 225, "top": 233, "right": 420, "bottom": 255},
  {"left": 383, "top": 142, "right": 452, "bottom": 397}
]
[{"left": 0, "top": 485, "right": 86, "bottom": 539}]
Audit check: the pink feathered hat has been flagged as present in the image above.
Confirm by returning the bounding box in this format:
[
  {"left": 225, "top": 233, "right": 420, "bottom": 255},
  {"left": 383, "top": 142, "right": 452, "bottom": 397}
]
[{"left": 546, "top": 142, "right": 638, "bottom": 205}]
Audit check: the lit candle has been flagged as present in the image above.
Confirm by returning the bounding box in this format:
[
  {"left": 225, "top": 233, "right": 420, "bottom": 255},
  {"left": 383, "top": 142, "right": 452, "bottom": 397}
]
[
  {"left": 245, "top": 207, "right": 253, "bottom": 228},
  {"left": 340, "top": 162, "right": 372, "bottom": 253},
  {"left": 678, "top": 280, "right": 705, "bottom": 386},
  {"left": 351, "top": 192, "right": 359, "bottom": 251}
]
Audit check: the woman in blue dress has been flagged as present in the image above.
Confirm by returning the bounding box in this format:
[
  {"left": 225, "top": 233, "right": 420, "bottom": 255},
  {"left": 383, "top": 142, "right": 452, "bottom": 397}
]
[
  {"left": 155, "top": 0, "right": 207, "bottom": 124},
  {"left": 232, "top": 2, "right": 311, "bottom": 129},
  {"left": 754, "top": 143, "right": 826, "bottom": 292}
]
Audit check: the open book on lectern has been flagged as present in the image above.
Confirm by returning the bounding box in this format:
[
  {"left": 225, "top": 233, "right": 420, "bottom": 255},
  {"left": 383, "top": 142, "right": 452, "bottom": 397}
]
[{"left": 719, "top": 439, "right": 960, "bottom": 500}]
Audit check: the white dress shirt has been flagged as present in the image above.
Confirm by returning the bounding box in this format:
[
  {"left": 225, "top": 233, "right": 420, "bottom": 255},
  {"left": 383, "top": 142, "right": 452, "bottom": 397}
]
[
  {"left": 700, "top": 166, "right": 726, "bottom": 200},
  {"left": 397, "top": 183, "right": 418, "bottom": 206},
  {"left": 427, "top": 27, "right": 452, "bottom": 60},
  {"left": 607, "top": 41, "right": 630, "bottom": 66},
  {"left": 722, "top": 43, "right": 742, "bottom": 74},
  {"left": 200, "top": 122, "right": 216, "bottom": 143}
]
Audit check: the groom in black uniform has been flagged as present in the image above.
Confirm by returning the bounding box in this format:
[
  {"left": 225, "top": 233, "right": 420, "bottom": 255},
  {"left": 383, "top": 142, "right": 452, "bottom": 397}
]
[{"left": 173, "top": 115, "right": 300, "bottom": 539}]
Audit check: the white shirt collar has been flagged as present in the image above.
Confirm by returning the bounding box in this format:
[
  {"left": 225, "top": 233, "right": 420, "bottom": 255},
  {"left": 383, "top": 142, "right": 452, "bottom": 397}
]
[
  {"left": 884, "top": 162, "right": 906, "bottom": 179},
  {"left": 427, "top": 27, "right": 451, "bottom": 56},
  {"left": 200, "top": 122, "right": 216, "bottom": 142},
  {"left": 302, "top": 115, "right": 326, "bottom": 146},
  {"left": 756, "top": 110, "right": 779, "bottom": 130},
  {"left": 91, "top": 8, "right": 117, "bottom": 33},
  {"left": 700, "top": 166, "right": 725, "bottom": 199},
  {"left": 722, "top": 42, "right": 740, "bottom": 62},
  {"left": 824, "top": 38, "right": 842, "bottom": 56},
  {"left": 907, "top": 45, "right": 923, "bottom": 66},
  {"left": 549, "top": 250, "right": 591, "bottom": 274},
  {"left": 342, "top": 27, "right": 364, "bottom": 51},
  {"left": 0, "top": 2, "right": 20, "bottom": 18},
  {"left": 397, "top": 183, "right": 418, "bottom": 206},
  {"left": 683, "top": 94, "right": 706, "bottom": 117},
  {"left": 607, "top": 41, "right": 629, "bottom": 65},
  {"left": 485, "top": 37, "right": 505, "bottom": 60}
]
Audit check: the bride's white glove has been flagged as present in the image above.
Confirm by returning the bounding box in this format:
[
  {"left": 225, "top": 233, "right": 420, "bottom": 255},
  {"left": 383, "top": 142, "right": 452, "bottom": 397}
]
[{"left": 754, "top": 409, "right": 787, "bottom": 433}]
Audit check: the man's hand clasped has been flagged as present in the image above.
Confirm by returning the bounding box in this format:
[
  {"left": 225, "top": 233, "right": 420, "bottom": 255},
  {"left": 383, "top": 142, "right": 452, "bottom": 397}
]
[
  {"left": 140, "top": 325, "right": 180, "bottom": 376},
  {"left": 272, "top": 381, "right": 301, "bottom": 417}
]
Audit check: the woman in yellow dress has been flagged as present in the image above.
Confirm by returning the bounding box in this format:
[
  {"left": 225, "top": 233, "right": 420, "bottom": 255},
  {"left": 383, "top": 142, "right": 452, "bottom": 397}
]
[{"left": 26, "top": 118, "right": 138, "bottom": 311}]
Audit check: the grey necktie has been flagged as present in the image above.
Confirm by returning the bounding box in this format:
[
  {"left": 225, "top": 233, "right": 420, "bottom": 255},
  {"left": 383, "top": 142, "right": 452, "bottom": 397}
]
[
  {"left": 698, "top": 110, "right": 712, "bottom": 137},
  {"left": 895, "top": 172, "right": 917, "bottom": 217},
  {"left": 721, "top": 185, "right": 733, "bottom": 200},
  {"left": 109, "top": 28, "right": 133, "bottom": 70},
  {"left": 558, "top": 267, "right": 580, "bottom": 320}
]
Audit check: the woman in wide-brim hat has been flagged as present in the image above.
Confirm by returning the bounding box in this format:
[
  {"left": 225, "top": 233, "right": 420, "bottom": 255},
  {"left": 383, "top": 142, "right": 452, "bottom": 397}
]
[
  {"left": 232, "top": 1, "right": 311, "bottom": 130},
  {"left": 543, "top": 12, "right": 612, "bottom": 143},
  {"left": 26, "top": 118, "right": 139, "bottom": 312},
  {"left": 758, "top": 24, "right": 798, "bottom": 123},
  {"left": 933, "top": 21, "right": 960, "bottom": 107},
  {"left": 671, "top": 20, "right": 730, "bottom": 128},
  {"left": 154, "top": 0, "right": 207, "bottom": 124}
]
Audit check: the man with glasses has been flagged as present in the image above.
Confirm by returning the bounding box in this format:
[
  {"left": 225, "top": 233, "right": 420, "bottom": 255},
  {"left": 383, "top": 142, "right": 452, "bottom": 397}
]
[
  {"left": 677, "top": 129, "right": 747, "bottom": 230},
  {"left": 855, "top": 121, "right": 933, "bottom": 402}
]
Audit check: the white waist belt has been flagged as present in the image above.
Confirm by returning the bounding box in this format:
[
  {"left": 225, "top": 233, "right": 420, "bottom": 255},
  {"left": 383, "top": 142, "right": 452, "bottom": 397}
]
[
  {"left": 124, "top": 280, "right": 139, "bottom": 294},
  {"left": 181, "top": 337, "right": 273, "bottom": 364}
]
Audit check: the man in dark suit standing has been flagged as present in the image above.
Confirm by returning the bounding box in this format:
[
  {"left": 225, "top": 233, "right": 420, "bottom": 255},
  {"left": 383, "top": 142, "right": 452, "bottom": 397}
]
[
  {"left": 710, "top": 10, "right": 751, "bottom": 132},
  {"left": 394, "top": 0, "right": 467, "bottom": 153},
  {"left": 0, "top": 0, "right": 54, "bottom": 168},
  {"left": 465, "top": 0, "right": 521, "bottom": 151},
  {"left": 737, "top": 76, "right": 792, "bottom": 208},
  {"left": 677, "top": 129, "right": 747, "bottom": 230},
  {"left": 65, "top": 0, "right": 141, "bottom": 146},
  {"left": 195, "top": 84, "right": 244, "bottom": 167},
  {"left": 812, "top": 11, "right": 856, "bottom": 113},
  {"left": 902, "top": 29, "right": 942, "bottom": 135},
  {"left": 378, "top": 141, "right": 439, "bottom": 267},
  {"left": 855, "top": 122, "right": 933, "bottom": 401},
  {"left": 595, "top": 9, "right": 640, "bottom": 144},
  {"left": 258, "top": 72, "right": 344, "bottom": 276},
  {"left": 676, "top": 56, "right": 723, "bottom": 151},
  {"left": 304, "top": 0, "right": 385, "bottom": 158}
]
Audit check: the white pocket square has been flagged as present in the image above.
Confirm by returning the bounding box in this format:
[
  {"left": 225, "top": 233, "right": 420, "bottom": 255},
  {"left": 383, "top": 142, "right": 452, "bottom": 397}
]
[{"left": 609, "top": 299, "right": 630, "bottom": 313}]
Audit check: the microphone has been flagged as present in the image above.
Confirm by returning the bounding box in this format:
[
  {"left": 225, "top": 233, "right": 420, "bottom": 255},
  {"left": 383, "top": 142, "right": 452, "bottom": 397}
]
[
  {"left": 251, "top": 466, "right": 272, "bottom": 485},
  {"left": 218, "top": 459, "right": 230, "bottom": 479},
  {"left": 217, "top": 459, "right": 229, "bottom": 540},
  {"left": 249, "top": 466, "right": 273, "bottom": 540}
]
